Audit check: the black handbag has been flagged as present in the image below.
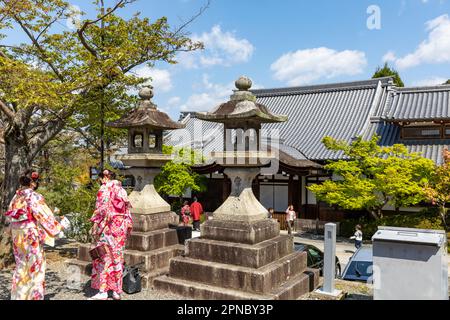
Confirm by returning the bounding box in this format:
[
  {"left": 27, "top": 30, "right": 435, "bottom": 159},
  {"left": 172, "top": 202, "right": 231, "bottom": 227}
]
[{"left": 123, "top": 263, "right": 143, "bottom": 294}]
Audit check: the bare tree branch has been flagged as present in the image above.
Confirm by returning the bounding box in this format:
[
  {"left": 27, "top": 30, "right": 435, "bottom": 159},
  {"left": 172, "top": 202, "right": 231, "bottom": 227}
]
[{"left": 173, "top": 0, "right": 211, "bottom": 37}]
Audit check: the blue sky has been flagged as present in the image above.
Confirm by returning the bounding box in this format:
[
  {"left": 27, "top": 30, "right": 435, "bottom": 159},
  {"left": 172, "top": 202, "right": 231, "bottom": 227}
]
[{"left": 5, "top": 0, "right": 450, "bottom": 119}]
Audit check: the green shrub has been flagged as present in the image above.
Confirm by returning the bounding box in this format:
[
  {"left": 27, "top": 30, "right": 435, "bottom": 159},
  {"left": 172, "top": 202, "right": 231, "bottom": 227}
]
[{"left": 341, "top": 209, "right": 446, "bottom": 241}]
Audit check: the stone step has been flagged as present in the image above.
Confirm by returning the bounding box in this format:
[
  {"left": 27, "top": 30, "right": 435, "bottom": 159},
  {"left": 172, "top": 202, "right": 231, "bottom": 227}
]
[
  {"left": 167, "top": 251, "right": 307, "bottom": 294},
  {"left": 132, "top": 211, "right": 178, "bottom": 232},
  {"left": 270, "top": 271, "right": 313, "bottom": 300},
  {"left": 127, "top": 228, "right": 179, "bottom": 251},
  {"left": 65, "top": 259, "right": 92, "bottom": 276},
  {"left": 186, "top": 235, "right": 294, "bottom": 269},
  {"left": 154, "top": 268, "right": 316, "bottom": 300},
  {"left": 77, "top": 243, "right": 184, "bottom": 272},
  {"left": 153, "top": 276, "right": 273, "bottom": 300},
  {"left": 141, "top": 268, "right": 170, "bottom": 290},
  {"left": 124, "top": 245, "right": 184, "bottom": 272}
]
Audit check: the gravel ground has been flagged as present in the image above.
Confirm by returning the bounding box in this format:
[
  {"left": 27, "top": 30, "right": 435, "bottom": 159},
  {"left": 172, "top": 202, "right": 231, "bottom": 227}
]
[
  {"left": 0, "top": 262, "right": 184, "bottom": 300},
  {"left": 0, "top": 239, "right": 184, "bottom": 301}
]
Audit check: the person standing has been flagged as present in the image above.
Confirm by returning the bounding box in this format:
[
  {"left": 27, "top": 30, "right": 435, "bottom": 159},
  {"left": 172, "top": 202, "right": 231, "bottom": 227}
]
[
  {"left": 268, "top": 208, "right": 275, "bottom": 219},
  {"left": 285, "top": 205, "right": 296, "bottom": 235},
  {"left": 350, "top": 225, "right": 363, "bottom": 249},
  {"left": 5, "top": 171, "right": 63, "bottom": 300},
  {"left": 180, "top": 201, "right": 191, "bottom": 226},
  {"left": 190, "top": 197, "right": 203, "bottom": 232},
  {"left": 89, "top": 170, "right": 133, "bottom": 300}
]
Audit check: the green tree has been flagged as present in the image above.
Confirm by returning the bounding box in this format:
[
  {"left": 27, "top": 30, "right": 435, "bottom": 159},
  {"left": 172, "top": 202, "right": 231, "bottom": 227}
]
[
  {"left": 308, "top": 135, "right": 435, "bottom": 219},
  {"left": 372, "top": 63, "right": 405, "bottom": 87},
  {"left": 423, "top": 149, "right": 450, "bottom": 230},
  {"left": 0, "top": 0, "right": 206, "bottom": 267},
  {"left": 445, "top": 80, "right": 450, "bottom": 85},
  {"left": 155, "top": 148, "right": 207, "bottom": 209}
]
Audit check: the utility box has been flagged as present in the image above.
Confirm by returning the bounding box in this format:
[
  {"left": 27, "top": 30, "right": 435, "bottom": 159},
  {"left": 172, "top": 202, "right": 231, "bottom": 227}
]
[{"left": 372, "top": 227, "right": 448, "bottom": 300}]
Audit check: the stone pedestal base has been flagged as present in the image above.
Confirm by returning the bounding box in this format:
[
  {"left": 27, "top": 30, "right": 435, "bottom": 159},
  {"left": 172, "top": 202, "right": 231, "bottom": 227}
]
[
  {"left": 66, "top": 211, "right": 185, "bottom": 290},
  {"left": 154, "top": 219, "right": 320, "bottom": 300},
  {"left": 201, "top": 219, "right": 280, "bottom": 245}
]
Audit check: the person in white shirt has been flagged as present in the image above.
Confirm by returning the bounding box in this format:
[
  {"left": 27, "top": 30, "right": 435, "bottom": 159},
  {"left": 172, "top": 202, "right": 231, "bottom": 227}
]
[
  {"left": 285, "top": 205, "right": 296, "bottom": 235},
  {"left": 350, "top": 224, "right": 363, "bottom": 249}
]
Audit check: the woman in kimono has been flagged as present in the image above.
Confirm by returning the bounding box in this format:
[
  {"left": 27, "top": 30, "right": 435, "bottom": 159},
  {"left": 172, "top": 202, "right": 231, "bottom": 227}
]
[
  {"left": 89, "top": 170, "right": 132, "bottom": 300},
  {"left": 5, "top": 171, "right": 63, "bottom": 300}
]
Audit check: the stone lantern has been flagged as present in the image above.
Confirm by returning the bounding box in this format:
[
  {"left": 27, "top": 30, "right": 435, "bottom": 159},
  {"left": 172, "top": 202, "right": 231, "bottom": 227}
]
[
  {"left": 66, "top": 86, "right": 187, "bottom": 289},
  {"left": 108, "top": 85, "right": 185, "bottom": 215},
  {"left": 155, "top": 77, "right": 319, "bottom": 299}
]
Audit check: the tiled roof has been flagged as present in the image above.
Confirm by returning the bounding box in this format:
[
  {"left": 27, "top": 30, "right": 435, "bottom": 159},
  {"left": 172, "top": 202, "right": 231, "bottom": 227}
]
[
  {"left": 384, "top": 85, "right": 450, "bottom": 122},
  {"left": 166, "top": 77, "right": 450, "bottom": 165},
  {"left": 255, "top": 78, "right": 390, "bottom": 161},
  {"left": 364, "top": 122, "right": 450, "bottom": 165}
]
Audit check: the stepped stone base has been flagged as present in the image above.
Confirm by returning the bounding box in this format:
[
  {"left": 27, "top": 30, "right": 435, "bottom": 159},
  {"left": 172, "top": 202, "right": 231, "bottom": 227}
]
[
  {"left": 66, "top": 211, "right": 185, "bottom": 289},
  {"left": 155, "top": 269, "right": 318, "bottom": 300},
  {"left": 155, "top": 218, "right": 320, "bottom": 300},
  {"left": 201, "top": 219, "right": 280, "bottom": 245}
]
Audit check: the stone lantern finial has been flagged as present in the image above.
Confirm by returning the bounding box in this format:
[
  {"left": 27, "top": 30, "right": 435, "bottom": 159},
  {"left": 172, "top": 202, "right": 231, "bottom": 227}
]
[
  {"left": 235, "top": 76, "right": 252, "bottom": 91},
  {"left": 139, "top": 85, "right": 154, "bottom": 101},
  {"left": 231, "top": 76, "right": 256, "bottom": 102},
  {"left": 138, "top": 85, "right": 156, "bottom": 110}
]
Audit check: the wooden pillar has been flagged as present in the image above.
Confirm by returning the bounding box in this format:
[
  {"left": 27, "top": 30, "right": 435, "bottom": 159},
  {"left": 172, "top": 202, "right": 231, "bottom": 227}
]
[{"left": 288, "top": 174, "right": 294, "bottom": 208}]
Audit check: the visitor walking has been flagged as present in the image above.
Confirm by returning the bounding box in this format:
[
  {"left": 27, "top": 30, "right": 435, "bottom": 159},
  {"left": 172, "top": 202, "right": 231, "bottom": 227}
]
[
  {"left": 350, "top": 225, "right": 363, "bottom": 249},
  {"left": 190, "top": 197, "right": 203, "bottom": 232},
  {"left": 285, "top": 205, "right": 296, "bottom": 235},
  {"left": 5, "top": 171, "right": 63, "bottom": 300},
  {"left": 181, "top": 201, "right": 191, "bottom": 226},
  {"left": 89, "top": 170, "right": 133, "bottom": 300}
]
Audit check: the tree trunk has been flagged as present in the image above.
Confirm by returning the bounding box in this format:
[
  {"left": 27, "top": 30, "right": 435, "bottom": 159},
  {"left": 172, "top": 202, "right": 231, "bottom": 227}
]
[
  {"left": 439, "top": 205, "right": 448, "bottom": 231},
  {"left": 0, "top": 128, "right": 32, "bottom": 269}
]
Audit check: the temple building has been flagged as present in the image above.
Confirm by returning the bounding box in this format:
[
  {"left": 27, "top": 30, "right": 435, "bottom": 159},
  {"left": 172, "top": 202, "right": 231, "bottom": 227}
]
[{"left": 162, "top": 76, "right": 450, "bottom": 223}]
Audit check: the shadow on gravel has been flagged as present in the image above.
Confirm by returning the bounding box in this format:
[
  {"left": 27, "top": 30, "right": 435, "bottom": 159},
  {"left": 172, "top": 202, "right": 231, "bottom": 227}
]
[{"left": 0, "top": 272, "right": 11, "bottom": 300}]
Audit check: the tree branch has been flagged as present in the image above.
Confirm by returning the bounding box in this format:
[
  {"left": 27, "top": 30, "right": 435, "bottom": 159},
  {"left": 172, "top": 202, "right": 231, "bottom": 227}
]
[
  {"left": 76, "top": 0, "right": 132, "bottom": 58},
  {"left": 12, "top": 14, "right": 65, "bottom": 82},
  {"left": 173, "top": 0, "right": 210, "bottom": 37},
  {"left": 0, "top": 100, "right": 15, "bottom": 121}
]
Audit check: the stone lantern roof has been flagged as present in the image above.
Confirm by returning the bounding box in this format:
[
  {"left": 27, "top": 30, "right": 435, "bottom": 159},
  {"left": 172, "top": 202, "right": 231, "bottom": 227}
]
[
  {"left": 108, "top": 85, "right": 185, "bottom": 130},
  {"left": 195, "top": 76, "right": 288, "bottom": 124}
]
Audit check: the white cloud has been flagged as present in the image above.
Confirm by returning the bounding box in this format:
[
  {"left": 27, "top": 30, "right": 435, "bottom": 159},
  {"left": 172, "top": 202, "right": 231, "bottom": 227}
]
[
  {"left": 386, "top": 14, "right": 450, "bottom": 69},
  {"left": 178, "top": 25, "right": 254, "bottom": 69},
  {"left": 180, "top": 75, "right": 233, "bottom": 111},
  {"left": 382, "top": 51, "right": 397, "bottom": 63},
  {"left": 179, "top": 74, "right": 263, "bottom": 112},
  {"left": 167, "top": 96, "right": 182, "bottom": 107},
  {"left": 412, "top": 76, "right": 447, "bottom": 86},
  {"left": 134, "top": 66, "right": 173, "bottom": 93},
  {"left": 270, "top": 47, "right": 367, "bottom": 86}
]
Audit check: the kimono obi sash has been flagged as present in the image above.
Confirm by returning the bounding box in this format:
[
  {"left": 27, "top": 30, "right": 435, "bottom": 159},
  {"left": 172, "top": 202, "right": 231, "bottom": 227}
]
[{"left": 5, "top": 190, "right": 35, "bottom": 224}]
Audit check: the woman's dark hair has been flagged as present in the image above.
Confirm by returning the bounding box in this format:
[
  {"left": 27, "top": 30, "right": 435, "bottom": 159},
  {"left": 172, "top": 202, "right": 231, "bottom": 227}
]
[
  {"left": 19, "top": 170, "right": 40, "bottom": 189},
  {"left": 99, "top": 169, "right": 116, "bottom": 179},
  {"left": 183, "top": 201, "right": 189, "bottom": 206}
]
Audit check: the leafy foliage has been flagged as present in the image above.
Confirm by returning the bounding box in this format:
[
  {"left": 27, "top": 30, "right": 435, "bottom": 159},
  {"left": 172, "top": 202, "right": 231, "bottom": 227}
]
[
  {"left": 308, "top": 135, "right": 435, "bottom": 219},
  {"left": 423, "top": 149, "right": 450, "bottom": 230},
  {"left": 155, "top": 147, "right": 207, "bottom": 200},
  {"left": 340, "top": 209, "right": 447, "bottom": 240},
  {"left": 372, "top": 63, "right": 405, "bottom": 87}
]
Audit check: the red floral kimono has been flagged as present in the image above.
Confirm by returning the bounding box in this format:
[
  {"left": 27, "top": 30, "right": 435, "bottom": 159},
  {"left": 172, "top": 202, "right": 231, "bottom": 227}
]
[
  {"left": 6, "top": 188, "right": 62, "bottom": 300},
  {"left": 90, "top": 180, "right": 132, "bottom": 294}
]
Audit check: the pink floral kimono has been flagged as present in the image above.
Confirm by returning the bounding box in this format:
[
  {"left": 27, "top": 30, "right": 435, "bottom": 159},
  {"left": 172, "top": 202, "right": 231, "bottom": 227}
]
[
  {"left": 90, "top": 180, "right": 132, "bottom": 294},
  {"left": 6, "top": 188, "right": 62, "bottom": 300}
]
